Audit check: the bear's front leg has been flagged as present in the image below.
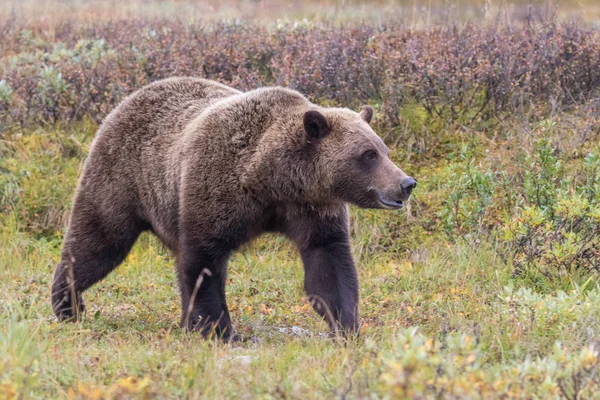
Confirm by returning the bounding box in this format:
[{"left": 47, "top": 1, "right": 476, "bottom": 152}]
[
  {"left": 288, "top": 207, "right": 359, "bottom": 336},
  {"left": 177, "top": 246, "right": 235, "bottom": 341}
]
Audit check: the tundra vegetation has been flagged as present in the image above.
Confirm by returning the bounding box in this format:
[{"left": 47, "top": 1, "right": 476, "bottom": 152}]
[{"left": 3, "top": 0, "right": 600, "bottom": 398}]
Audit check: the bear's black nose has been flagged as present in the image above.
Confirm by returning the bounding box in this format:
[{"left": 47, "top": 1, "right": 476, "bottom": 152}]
[{"left": 401, "top": 177, "right": 417, "bottom": 196}]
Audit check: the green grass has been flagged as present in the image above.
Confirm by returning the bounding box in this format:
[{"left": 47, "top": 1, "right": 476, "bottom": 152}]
[{"left": 2, "top": 121, "right": 600, "bottom": 398}]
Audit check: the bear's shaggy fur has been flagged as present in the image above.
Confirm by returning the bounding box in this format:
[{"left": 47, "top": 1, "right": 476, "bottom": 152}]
[{"left": 51, "top": 77, "right": 416, "bottom": 340}]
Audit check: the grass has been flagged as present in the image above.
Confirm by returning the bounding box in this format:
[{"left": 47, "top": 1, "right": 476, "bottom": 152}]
[{"left": 2, "top": 119, "right": 600, "bottom": 398}]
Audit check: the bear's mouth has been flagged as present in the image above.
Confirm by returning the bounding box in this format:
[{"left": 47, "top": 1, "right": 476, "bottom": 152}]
[{"left": 378, "top": 196, "right": 404, "bottom": 210}]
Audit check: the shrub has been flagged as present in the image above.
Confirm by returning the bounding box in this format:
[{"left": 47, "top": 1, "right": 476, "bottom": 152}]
[
  {"left": 522, "top": 137, "right": 563, "bottom": 212},
  {"left": 381, "top": 327, "right": 600, "bottom": 399},
  {"left": 505, "top": 198, "right": 600, "bottom": 282},
  {"left": 439, "top": 159, "right": 498, "bottom": 237},
  {"left": 0, "top": 79, "right": 13, "bottom": 133},
  {"left": 0, "top": 79, "right": 12, "bottom": 104},
  {"left": 437, "top": 137, "right": 600, "bottom": 282},
  {"left": 2, "top": 19, "right": 600, "bottom": 131}
]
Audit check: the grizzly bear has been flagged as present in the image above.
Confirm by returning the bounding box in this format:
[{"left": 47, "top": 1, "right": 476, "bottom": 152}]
[{"left": 51, "top": 77, "right": 416, "bottom": 340}]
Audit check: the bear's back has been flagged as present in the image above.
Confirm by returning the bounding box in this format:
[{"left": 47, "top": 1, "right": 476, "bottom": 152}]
[
  {"left": 95, "top": 77, "right": 241, "bottom": 157},
  {"left": 81, "top": 78, "right": 242, "bottom": 249}
]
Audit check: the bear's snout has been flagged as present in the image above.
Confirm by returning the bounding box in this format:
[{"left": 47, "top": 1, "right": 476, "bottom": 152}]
[
  {"left": 400, "top": 177, "right": 417, "bottom": 197},
  {"left": 373, "top": 165, "right": 417, "bottom": 210}
]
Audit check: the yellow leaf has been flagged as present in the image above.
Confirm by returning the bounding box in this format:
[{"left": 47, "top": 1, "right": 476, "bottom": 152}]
[
  {"left": 259, "top": 304, "right": 273, "bottom": 315},
  {"left": 0, "top": 383, "right": 17, "bottom": 400}
]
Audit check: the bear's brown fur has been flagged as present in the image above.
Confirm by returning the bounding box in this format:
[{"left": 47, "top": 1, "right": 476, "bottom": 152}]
[{"left": 51, "top": 77, "right": 416, "bottom": 340}]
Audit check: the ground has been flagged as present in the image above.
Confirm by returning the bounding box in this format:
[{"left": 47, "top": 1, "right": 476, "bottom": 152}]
[{"left": 2, "top": 122, "right": 600, "bottom": 398}]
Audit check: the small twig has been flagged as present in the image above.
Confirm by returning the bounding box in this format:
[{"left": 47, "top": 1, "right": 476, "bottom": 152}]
[
  {"left": 182, "top": 268, "right": 212, "bottom": 330},
  {"left": 67, "top": 255, "right": 80, "bottom": 320},
  {"left": 307, "top": 294, "right": 339, "bottom": 338}
]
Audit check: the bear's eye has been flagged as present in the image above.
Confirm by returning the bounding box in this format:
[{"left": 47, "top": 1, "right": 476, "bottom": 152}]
[{"left": 362, "top": 150, "right": 378, "bottom": 162}]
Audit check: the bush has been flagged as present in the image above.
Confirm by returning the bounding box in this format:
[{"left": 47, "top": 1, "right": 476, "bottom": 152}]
[
  {"left": 381, "top": 327, "right": 600, "bottom": 399},
  {"left": 505, "top": 198, "right": 600, "bottom": 281},
  {"left": 2, "top": 19, "right": 600, "bottom": 130},
  {"left": 437, "top": 137, "right": 600, "bottom": 283},
  {"left": 439, "top": 158, "right": 498, "bottom": 237}
]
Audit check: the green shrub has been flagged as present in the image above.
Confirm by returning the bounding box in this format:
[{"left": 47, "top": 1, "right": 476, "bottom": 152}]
[
  {"left": 34, "top": 66, "right": 69, "bottom": 123},
  {"left": 381, "top": 327, "right": 600, "bottom": 399},
  {"left": 439, "top": 160, "right": 498, "bottom": 237},
  {"left": 522, "top": 137, "right": 563, "bottom": 213},
  {"left": 0, "top": 79, "right": 13, "bottom": 104},
  {"left": 505, "top": 195, "right": 600, "bottom": 283},
  {"left": 436, "top": 136, "right": 600, "bottom": 283}
]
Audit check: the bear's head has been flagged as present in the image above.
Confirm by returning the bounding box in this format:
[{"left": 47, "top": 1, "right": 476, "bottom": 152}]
[{"left": 303, "top": 106, "right": 416, "bottom": 210}]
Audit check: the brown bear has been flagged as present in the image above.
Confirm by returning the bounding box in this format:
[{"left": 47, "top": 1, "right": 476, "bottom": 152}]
[{"left": 51, "top": 77, "right": 416, "bottom": 340}]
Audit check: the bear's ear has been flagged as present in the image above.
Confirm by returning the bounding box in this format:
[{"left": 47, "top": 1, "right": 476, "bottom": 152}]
[
  {"left": 303, "top": 110, "right": 331, "bottom": 141},
  {"left": 359, "top": 105, "right": 373, "bottom": 124}
]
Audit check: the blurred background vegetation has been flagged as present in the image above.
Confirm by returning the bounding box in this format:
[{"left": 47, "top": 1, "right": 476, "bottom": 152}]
[{"left": 2, "top": 0, "right": 600, "bottom": 24}]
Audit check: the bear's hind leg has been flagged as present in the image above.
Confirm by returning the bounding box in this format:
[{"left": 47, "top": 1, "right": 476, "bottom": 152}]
[{"left": 51, "top": 210, "right": 143, "bottom": 321}]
